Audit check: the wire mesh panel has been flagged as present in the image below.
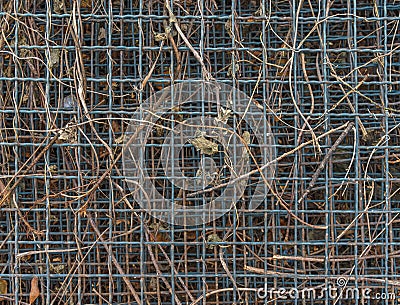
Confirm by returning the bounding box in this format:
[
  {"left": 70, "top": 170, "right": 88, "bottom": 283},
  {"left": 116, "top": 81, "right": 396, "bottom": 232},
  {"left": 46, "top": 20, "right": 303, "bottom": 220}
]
[{"left": 0, "top": 0, "right": 400, "bottom": 304}]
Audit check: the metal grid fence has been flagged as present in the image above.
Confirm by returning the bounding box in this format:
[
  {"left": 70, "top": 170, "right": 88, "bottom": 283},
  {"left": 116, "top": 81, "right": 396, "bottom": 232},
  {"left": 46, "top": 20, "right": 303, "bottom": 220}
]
[{"left": 1, "top": 0, "right": 400, "bottom": 304}]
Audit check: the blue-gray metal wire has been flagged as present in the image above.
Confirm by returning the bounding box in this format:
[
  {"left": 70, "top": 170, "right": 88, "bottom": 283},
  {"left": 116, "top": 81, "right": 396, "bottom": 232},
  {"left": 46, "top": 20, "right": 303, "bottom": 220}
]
[{"left": 0, "top": 0, "right": 399, "bottom": 304}]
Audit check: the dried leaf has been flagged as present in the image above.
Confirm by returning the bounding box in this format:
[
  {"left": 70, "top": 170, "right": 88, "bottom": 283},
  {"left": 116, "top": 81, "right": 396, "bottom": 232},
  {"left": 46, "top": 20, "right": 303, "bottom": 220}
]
[
  {"left": 81, "top": 0, "right": 92, "bottom": 8},
  {"left": 58, "top": 120, "right": 77, "bottom": 144},
  {"left": 225, "top": 17, "right": 233, "bottom": 39},
  {"left": 48, "top": 49, "right": 60, "bottom": 68},
  {"left": 53, "top": 0, "right": 64, "bottom": 13},
  {"left": 98, "top": 27, "right": 106, "bottom": 40},
  {"left": 52, "top": 257, "right": 62, "bottom": 263},
  {"left": 149, "top": 223, "right": 170, "bottom": 242},
  {"left": 241, "top": 131, "right": 251, "bottom": 159},
  {"left": 29, "top": 277, "right": 40, "bottom": 304},
  {"left": 153, "top": 32, "right": 168, "bottom": 42},
  {"left": 153, "top": 25, "right": 174, "bottom": 42},
  {"left": 207, "top": 233, "right": 223, "bottom": 249},
  {"left": 0, "top": 179, "right": 11, "bottom": 207},
  {"left": 242, "top": 131, "right": 251, "bottom": 145},
  {"left": 48, "top": 165, "right": 58, "bottom": 175},
  {"left": 215, "top": 107, "right": 232, "bottom": 124},
  {"left": 227, "top": 63, "right": 239, "bottom": 78},
  {"left": 190, "top": 131, "right": 218, "bottom": 155},
  {"left": 50, "top": 264, "right": 65, "bottom": 274},
  {"left": 0, "top": 279, "right": 7, "bottom": 301}
]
